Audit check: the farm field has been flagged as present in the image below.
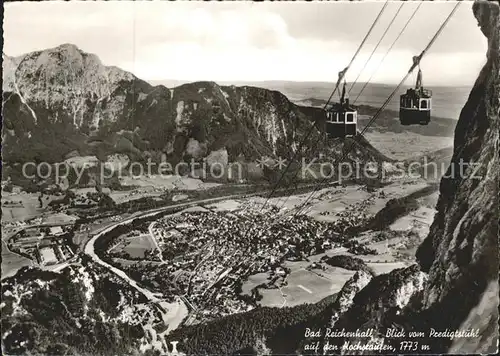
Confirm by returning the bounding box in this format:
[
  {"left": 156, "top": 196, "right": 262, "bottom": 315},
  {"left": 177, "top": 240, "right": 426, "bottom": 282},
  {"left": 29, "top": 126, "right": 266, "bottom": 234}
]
[
  {"left": 1, "top": 192, "right": 49, "bottom": 223},
  {"left": 110, "top": 233, "right": 156, "bottom": 259},
  {"left": 364, "top": 130, "right": 454, "bottom": 161},
  {"left": 282, "top": 266, "right": 355, "bottom": 306},
  {"left": 118, "top": 175, "right": 221, "bottom": 190},
  {"left": 1, "top": 240, "right": 33, "bottom": 280}
]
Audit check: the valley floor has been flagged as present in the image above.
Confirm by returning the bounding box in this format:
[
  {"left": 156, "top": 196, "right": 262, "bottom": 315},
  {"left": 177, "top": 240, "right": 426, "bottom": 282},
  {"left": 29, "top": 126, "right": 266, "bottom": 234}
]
[
  {"left": 364, "top": 130, "right": 454, "bottom": 161},
  {"left": 2, "top": 173, "right": 439, "bottom": 354}
]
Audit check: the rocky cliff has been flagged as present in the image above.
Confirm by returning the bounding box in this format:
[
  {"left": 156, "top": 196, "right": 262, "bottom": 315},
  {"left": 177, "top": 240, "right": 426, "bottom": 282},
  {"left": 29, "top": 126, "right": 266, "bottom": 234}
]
[
  {"left": 1, "top": 259, "right": 150, "bottom": 356},
  {"left": 323, "top": 1, "right": 499, "bottom": 354},
  {"left": 413, "top": 1, "right": 499, "bottom": 352}
]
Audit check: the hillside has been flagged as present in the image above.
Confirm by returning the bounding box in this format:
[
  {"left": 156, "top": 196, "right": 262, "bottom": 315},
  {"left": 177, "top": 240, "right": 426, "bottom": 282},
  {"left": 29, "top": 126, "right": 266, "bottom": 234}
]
[
  {"left": 2, "top": 45, "right": 388, "bottom": 188},
  {"left": 1, "top": 258, "right": 151, "bottom": 356},
  {"left": 325, "top": 2, "right": 499, "bottom": 352}
]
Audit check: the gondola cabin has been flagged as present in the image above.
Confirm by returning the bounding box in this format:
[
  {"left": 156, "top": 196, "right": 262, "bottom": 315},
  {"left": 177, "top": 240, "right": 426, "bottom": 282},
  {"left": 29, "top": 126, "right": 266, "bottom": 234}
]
[
  {"left": 325, "top": 81, "right": 357, "bottom": 138},
  {"left": 326, "top": 103, "right": 357, "bottom": 138},
  {"left": 399, "top": 68, "right": 432, "bottom": 125}
]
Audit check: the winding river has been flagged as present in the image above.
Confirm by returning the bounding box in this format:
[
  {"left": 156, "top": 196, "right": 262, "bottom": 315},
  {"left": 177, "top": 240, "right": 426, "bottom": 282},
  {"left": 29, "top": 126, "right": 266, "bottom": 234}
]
[{"left": 82, "top": 182, "right": 337, "bottom": 332}]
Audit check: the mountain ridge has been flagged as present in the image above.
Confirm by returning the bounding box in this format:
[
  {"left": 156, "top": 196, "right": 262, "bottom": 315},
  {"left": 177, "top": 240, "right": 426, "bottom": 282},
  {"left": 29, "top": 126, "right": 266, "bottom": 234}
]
[{"left": 2, "top": 43, "right": 389, "bottom": 186}]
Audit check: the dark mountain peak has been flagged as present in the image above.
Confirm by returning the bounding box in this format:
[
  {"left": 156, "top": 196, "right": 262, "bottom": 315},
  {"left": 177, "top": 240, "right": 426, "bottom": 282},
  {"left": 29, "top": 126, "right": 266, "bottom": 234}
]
[{"left": 473, "top": 1, "right": 499, "bottom": 39}]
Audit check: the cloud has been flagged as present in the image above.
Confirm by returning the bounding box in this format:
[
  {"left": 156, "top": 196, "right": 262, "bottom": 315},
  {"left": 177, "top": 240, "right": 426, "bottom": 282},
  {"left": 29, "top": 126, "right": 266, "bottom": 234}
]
[
  {"left": 132, "top": 6, "right": 293, "bottom": 50},
  {"left": 4, "top": 1, "right": 487, "bottom": 85},
  {"left": 260, "top": 1, "right": 485, "bottom": 54}
]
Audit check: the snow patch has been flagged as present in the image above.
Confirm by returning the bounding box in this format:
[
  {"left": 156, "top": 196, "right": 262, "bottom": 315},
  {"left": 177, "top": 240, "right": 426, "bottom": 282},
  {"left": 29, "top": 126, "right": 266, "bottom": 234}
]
[
  {"left": 175, "top": 100, "right": 185, "bottom": 131},
  {"left": 265, "top": 105, "right": 279, "bottom": 153},
  {"left": 338, "top": 271, "right": 372, "bottom": 314},
  {"left": 172, "top": 194, "right": 189, "bottom": 202},
  {"left": 70, "top": 266, "right": 96, "bottom": 316}
]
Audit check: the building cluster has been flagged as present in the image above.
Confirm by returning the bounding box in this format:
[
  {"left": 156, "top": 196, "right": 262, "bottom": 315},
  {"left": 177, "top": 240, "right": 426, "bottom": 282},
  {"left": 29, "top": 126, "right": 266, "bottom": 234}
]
[
  {"left": 70, "top": 193, "right": 100, "bottom": 208},
  {"left": 8, "top": 225, "right": 75, "bottom": 266},
  {"left": 2, "top": 220, "right": 28, "bottom": 230},
  {"left": 142, "top": 205, "right": 368, "bottom": 322},
  {"left": 2, "top": 216, "right": 45, "bottom": 230}
]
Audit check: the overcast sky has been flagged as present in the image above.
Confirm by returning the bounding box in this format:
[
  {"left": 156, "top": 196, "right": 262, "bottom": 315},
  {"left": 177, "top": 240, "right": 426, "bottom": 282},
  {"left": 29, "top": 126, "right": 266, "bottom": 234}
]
[{"left": 4, "top": 1, "right": 487, "bottom": 86}]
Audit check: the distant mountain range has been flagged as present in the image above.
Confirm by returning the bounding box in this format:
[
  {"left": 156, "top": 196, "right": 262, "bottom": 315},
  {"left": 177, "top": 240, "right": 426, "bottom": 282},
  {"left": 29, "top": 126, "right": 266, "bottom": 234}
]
[{"left": 2, "top": 44, "right": 387, "bottom": 187}]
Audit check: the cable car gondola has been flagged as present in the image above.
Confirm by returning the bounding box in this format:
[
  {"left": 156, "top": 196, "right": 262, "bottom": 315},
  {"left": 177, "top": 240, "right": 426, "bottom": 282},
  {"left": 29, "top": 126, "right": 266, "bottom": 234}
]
[
  {"left": 399, "top": 63, "right": 432, "bottom": 126},
  {"left": 325, "top": 81, "right": 357, "bottom": 138}
]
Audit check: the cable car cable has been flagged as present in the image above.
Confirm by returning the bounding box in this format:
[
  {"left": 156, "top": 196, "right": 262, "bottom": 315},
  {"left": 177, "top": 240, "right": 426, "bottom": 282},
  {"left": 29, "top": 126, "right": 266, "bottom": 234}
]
[
  {"left": 236, "top": 1, "right": 390, "bottom": 242},
  {"left": 293, "top": 1, "right": 461, "bottom": 217},
  {"left": 272, "top": 123, "right": 332, "bottom": 213},
  {"left": 262, "top": 0, "right": 394, "bottom": 215},
  {"left": 271, "top": 2, "right": 407, "bottom": 214},
  {"left": 348, "top": 2, "right": 405, "bottom": 95},
  {"left": 323, "top": 0, "right": 390, "bottom": 107},
  {"left": 256, "top": 0, "right": 390, "bottom": 214},
  {"left": 290, "top": 1, "right": 461, "bottom": 218},
  {"left": 353, "top": 2, "right": 422, "bottom": 105}
]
